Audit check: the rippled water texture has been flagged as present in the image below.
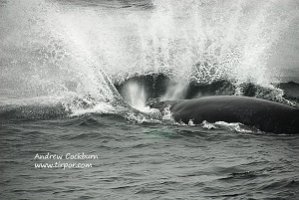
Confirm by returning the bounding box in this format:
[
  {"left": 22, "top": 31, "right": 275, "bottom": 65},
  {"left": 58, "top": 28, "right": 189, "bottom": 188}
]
[{"left": 1, "top": 115, "right": 299, "bottom": 199}]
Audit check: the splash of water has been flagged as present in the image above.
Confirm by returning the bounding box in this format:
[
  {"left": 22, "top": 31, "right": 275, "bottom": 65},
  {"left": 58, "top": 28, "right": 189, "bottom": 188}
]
[
  {"left": 0, "top": 0, "right": 297, "bottom": 114},
  {"left": 121, "top": 81, "right": 147, "bottom": 111},
  {"left": 0, "top": 0, "right": 125, "bottom": 114}
]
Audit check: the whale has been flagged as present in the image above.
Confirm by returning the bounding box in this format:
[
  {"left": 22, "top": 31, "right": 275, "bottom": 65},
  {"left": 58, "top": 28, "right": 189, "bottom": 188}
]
[{"left": 149, "top": 96, "right": 299, "bottom": 134}]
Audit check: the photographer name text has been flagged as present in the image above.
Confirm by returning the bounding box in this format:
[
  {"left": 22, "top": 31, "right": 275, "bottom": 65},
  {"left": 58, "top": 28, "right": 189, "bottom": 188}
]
[{"left": 34, "top": 152, "right": 99, "bottom": 160}]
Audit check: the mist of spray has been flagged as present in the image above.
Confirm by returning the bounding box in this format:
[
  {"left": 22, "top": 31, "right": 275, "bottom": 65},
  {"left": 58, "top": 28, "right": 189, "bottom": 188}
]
[{"left": 0, "top": 0, "right": 297, "bottom": 113}]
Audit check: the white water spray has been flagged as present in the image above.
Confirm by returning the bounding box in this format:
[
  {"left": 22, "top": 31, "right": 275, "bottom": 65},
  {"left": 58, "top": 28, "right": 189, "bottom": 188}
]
[
  {"left": 121, "top": 81, "right": 147, "bottom": 111},
  {"left": 0, "top": 0, "right": 298, "bottom": 113}
]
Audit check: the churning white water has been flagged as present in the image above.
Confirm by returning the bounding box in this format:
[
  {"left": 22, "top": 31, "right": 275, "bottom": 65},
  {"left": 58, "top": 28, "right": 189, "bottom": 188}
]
[{"left": 0, "top": 0, "right": 298, "bottom": 112}]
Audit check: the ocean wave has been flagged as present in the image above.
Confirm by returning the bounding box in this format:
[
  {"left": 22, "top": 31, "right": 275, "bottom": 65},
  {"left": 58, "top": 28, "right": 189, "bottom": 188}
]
[
  {"left": 0, "top": 95, "right": 122, "bottom": 121},
  {"left": 0, "top": 103, "right": 68, "bottom": 121}
]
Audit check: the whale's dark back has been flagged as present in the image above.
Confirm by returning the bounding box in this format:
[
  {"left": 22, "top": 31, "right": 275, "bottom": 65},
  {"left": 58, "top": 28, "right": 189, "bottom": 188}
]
[
  {"left": 162, "top": 96, "right": 299, "bottom": 134},
  {"left": 291, "top": 110, "right": 299, "bottom": 134}
]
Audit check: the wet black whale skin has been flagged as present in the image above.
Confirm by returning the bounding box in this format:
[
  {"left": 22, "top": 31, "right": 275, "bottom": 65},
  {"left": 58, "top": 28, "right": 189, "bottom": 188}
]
[{"left": 153, "top": 96, "right": 299, "bottom": 134}]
